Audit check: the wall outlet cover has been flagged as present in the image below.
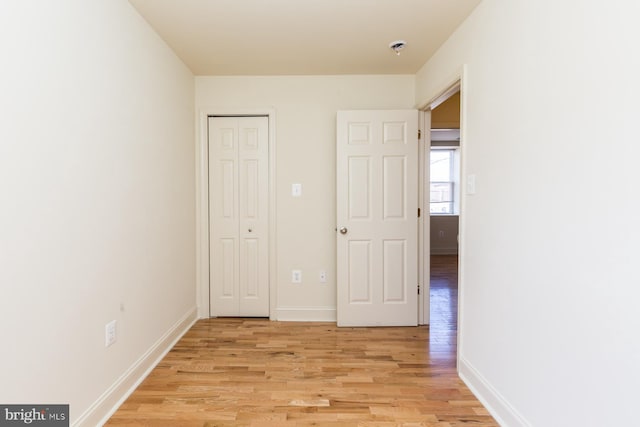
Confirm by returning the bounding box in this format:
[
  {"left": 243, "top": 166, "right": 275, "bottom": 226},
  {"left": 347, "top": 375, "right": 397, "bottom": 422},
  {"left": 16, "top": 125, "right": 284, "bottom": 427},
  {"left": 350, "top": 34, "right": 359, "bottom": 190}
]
[{"left": 105, "top": 320, "right": 117, "bottom": 347}]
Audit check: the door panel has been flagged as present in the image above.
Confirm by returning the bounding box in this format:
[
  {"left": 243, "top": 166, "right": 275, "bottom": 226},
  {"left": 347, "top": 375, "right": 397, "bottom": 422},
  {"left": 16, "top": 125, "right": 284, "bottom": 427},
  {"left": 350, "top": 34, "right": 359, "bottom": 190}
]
[
  {"left": 348, "top": 157, "right": 371, "bottom": 220},
  {"left": 220, "top": 238, "right": 236, "bottom": 298},
  {"left": 221, "top": 161, "right": 235, "bottom": 218},
  {"left": 243, "top": 238, "right": 259, "bottom": 296},
  {"left": 348, "top": 240, "right": 372, "bottom": 303},
  {"left": 209, "top": 116, "right": 269, "bottom": 317},
  {"left": 383, "top": 239, "right": 406, "bottom": 302},
  {"left": 210, "top": 118, "right": 240, "bottom": 316},
  {"left": 337, "top": 110, "right": 418, "bottom": 326},
  {"left": 383, "top": 156, "right": 406, "bottom": 219}
]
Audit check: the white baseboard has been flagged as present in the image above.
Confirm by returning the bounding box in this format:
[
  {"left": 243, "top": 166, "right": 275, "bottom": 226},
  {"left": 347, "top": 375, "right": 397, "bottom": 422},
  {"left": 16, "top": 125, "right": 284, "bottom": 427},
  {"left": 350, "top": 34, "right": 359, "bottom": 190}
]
[
  {"left": 73, "top": 307, "right": 198, "bottom": 427},
  {"left": 459, "top": 357, "right": 531, "bottom": 427},
  {"left": 275, "top": 307, "right": 336, "bottom": 322}
]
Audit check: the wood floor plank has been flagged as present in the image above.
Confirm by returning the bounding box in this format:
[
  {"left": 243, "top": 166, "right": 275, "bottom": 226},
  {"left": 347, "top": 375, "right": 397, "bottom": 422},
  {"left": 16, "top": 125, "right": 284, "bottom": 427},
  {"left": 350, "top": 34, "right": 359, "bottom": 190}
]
[{"left": 106, "top": 256, "right": 497, "bottom": 426}]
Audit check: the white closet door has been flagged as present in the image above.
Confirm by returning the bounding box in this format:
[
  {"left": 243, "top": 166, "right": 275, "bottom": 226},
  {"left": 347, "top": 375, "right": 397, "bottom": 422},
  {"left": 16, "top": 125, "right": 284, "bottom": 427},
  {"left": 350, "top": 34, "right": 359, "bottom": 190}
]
[{"left": 209, "top": 116, "right": 269, "bottom": 317}]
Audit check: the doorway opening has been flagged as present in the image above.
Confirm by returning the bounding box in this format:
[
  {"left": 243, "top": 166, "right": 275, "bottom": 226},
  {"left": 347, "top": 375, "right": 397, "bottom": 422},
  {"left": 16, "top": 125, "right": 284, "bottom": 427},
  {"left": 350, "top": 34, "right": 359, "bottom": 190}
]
[
  {"left": 421, "top": 84, "right": 462, "bottom": 361},
  {"left": 430, "top": 91, "right": 460, "bottom": 358}
]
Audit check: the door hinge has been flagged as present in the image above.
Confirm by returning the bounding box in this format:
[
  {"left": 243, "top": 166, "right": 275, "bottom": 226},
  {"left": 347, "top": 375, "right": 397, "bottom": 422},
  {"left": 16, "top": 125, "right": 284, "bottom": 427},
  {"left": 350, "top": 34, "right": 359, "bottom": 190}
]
[
  {"left": 418, "top": 208, "right": 421, "bottom": 218},
  {"left": 418, "top": 284, "right": 421, "bottom": 295},
  {"left": 418, "top": 129, "right": 422, "bottom": 140}
]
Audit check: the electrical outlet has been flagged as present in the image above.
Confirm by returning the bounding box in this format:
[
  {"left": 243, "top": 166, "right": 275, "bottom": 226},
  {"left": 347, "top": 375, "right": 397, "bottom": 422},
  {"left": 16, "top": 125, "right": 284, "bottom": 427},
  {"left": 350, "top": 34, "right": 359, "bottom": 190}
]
[
  {"left": 105, "top": 320, "right": 117, "bottom": 347},
  {"left": 291, "top": 270, "right": 302, "bottom": 283},
  {"left": 319, "top": 270, "right": 327, "bottom": 283}
]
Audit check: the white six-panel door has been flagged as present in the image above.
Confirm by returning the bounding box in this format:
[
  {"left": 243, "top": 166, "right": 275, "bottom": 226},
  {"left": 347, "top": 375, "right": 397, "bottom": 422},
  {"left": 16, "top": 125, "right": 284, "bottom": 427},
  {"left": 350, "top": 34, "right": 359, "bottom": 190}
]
[
  {"left": 209, "top": 116, "right": 269, "bottom": 317},
  {"left": 336, "top": 110, "right": 418, "bottom": 326}
]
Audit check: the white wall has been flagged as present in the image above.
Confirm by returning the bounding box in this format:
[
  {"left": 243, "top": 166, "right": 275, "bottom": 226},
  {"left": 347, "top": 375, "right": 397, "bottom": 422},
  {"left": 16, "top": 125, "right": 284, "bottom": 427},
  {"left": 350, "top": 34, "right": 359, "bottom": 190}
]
[
  {"left": 416, "top": 0, "right": 640, "bottom": 425},
  {"left": 430, "top": 216, "right": 459, "bottom": 255},
  {"left": 196, "top": 76, "right": 415, "bottom": 320},
  {"left": 0, "top": 1, "right": 196, "bottom": 425}
]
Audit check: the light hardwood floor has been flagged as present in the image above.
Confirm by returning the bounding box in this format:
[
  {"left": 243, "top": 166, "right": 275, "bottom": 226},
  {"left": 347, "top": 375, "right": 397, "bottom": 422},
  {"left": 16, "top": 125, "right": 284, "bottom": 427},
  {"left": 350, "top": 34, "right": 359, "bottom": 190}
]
[{"left": 106, "top": 255, "right": 498, "bottom": 426}]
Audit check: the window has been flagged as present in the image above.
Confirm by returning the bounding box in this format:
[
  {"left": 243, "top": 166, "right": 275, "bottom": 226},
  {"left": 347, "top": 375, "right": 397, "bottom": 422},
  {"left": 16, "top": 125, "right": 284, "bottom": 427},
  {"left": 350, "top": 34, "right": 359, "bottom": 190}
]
[{"left": 430, "top": 148, "right": 458, "bottom": 215}]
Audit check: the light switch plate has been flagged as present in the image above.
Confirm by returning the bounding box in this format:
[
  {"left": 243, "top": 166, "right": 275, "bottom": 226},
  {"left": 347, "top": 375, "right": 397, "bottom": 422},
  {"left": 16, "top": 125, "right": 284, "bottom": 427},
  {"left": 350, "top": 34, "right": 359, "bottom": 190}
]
[
  {"left": 466, "top": 174, "right": 476, "bottom": 195},
  {"left": 292, "top": 183, "right": 302, "bottom": 197},
  {"left": 291, "top": 270, "right": 302, "bottom": 283}
]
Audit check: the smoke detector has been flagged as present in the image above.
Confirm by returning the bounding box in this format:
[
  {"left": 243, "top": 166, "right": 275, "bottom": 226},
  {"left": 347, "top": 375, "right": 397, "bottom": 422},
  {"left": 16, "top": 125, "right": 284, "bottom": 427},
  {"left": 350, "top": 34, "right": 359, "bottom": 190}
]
[{"left": 389, "top": 40, "right": 407, "bottom": 55}]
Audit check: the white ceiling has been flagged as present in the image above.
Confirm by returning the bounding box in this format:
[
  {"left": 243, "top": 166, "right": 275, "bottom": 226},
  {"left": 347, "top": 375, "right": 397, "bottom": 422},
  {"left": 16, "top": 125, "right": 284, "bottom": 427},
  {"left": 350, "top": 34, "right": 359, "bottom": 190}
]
[{"left": 128, "top": 0, "right": 482, "bottom": 76}]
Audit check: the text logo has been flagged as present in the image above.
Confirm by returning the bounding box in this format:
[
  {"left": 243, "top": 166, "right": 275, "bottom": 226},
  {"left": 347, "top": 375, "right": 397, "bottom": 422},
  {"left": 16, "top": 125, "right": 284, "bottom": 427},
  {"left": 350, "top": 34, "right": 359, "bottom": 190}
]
[{"left": 0, "top": 405, "right": 68, "bottom": 427}]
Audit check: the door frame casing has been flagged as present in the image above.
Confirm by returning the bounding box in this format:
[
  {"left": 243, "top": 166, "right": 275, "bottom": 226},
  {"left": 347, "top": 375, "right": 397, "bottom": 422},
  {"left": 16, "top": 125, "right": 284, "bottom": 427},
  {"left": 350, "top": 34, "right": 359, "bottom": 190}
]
[
  {"left": 417, "top": 111, "right": 431, "bottom": 325},
  {"left": 416, "top": 65, "right": 467, "bottom": 365},
  {"left": 196, "top": 108, "right": 277, "bottom": 319}
]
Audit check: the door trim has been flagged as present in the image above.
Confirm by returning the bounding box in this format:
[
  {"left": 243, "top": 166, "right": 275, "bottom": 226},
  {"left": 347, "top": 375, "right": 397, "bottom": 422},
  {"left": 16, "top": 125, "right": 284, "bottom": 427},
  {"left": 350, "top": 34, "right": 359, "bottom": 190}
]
[
  {"left": 416, "top": 65, "right": 467, "bottom": 368},
  {"left": 196, "top": 108, "right": 277, "bottom": 319},
  {"left": 418, "top": 111, "right": 431, "bottom": 325}
]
